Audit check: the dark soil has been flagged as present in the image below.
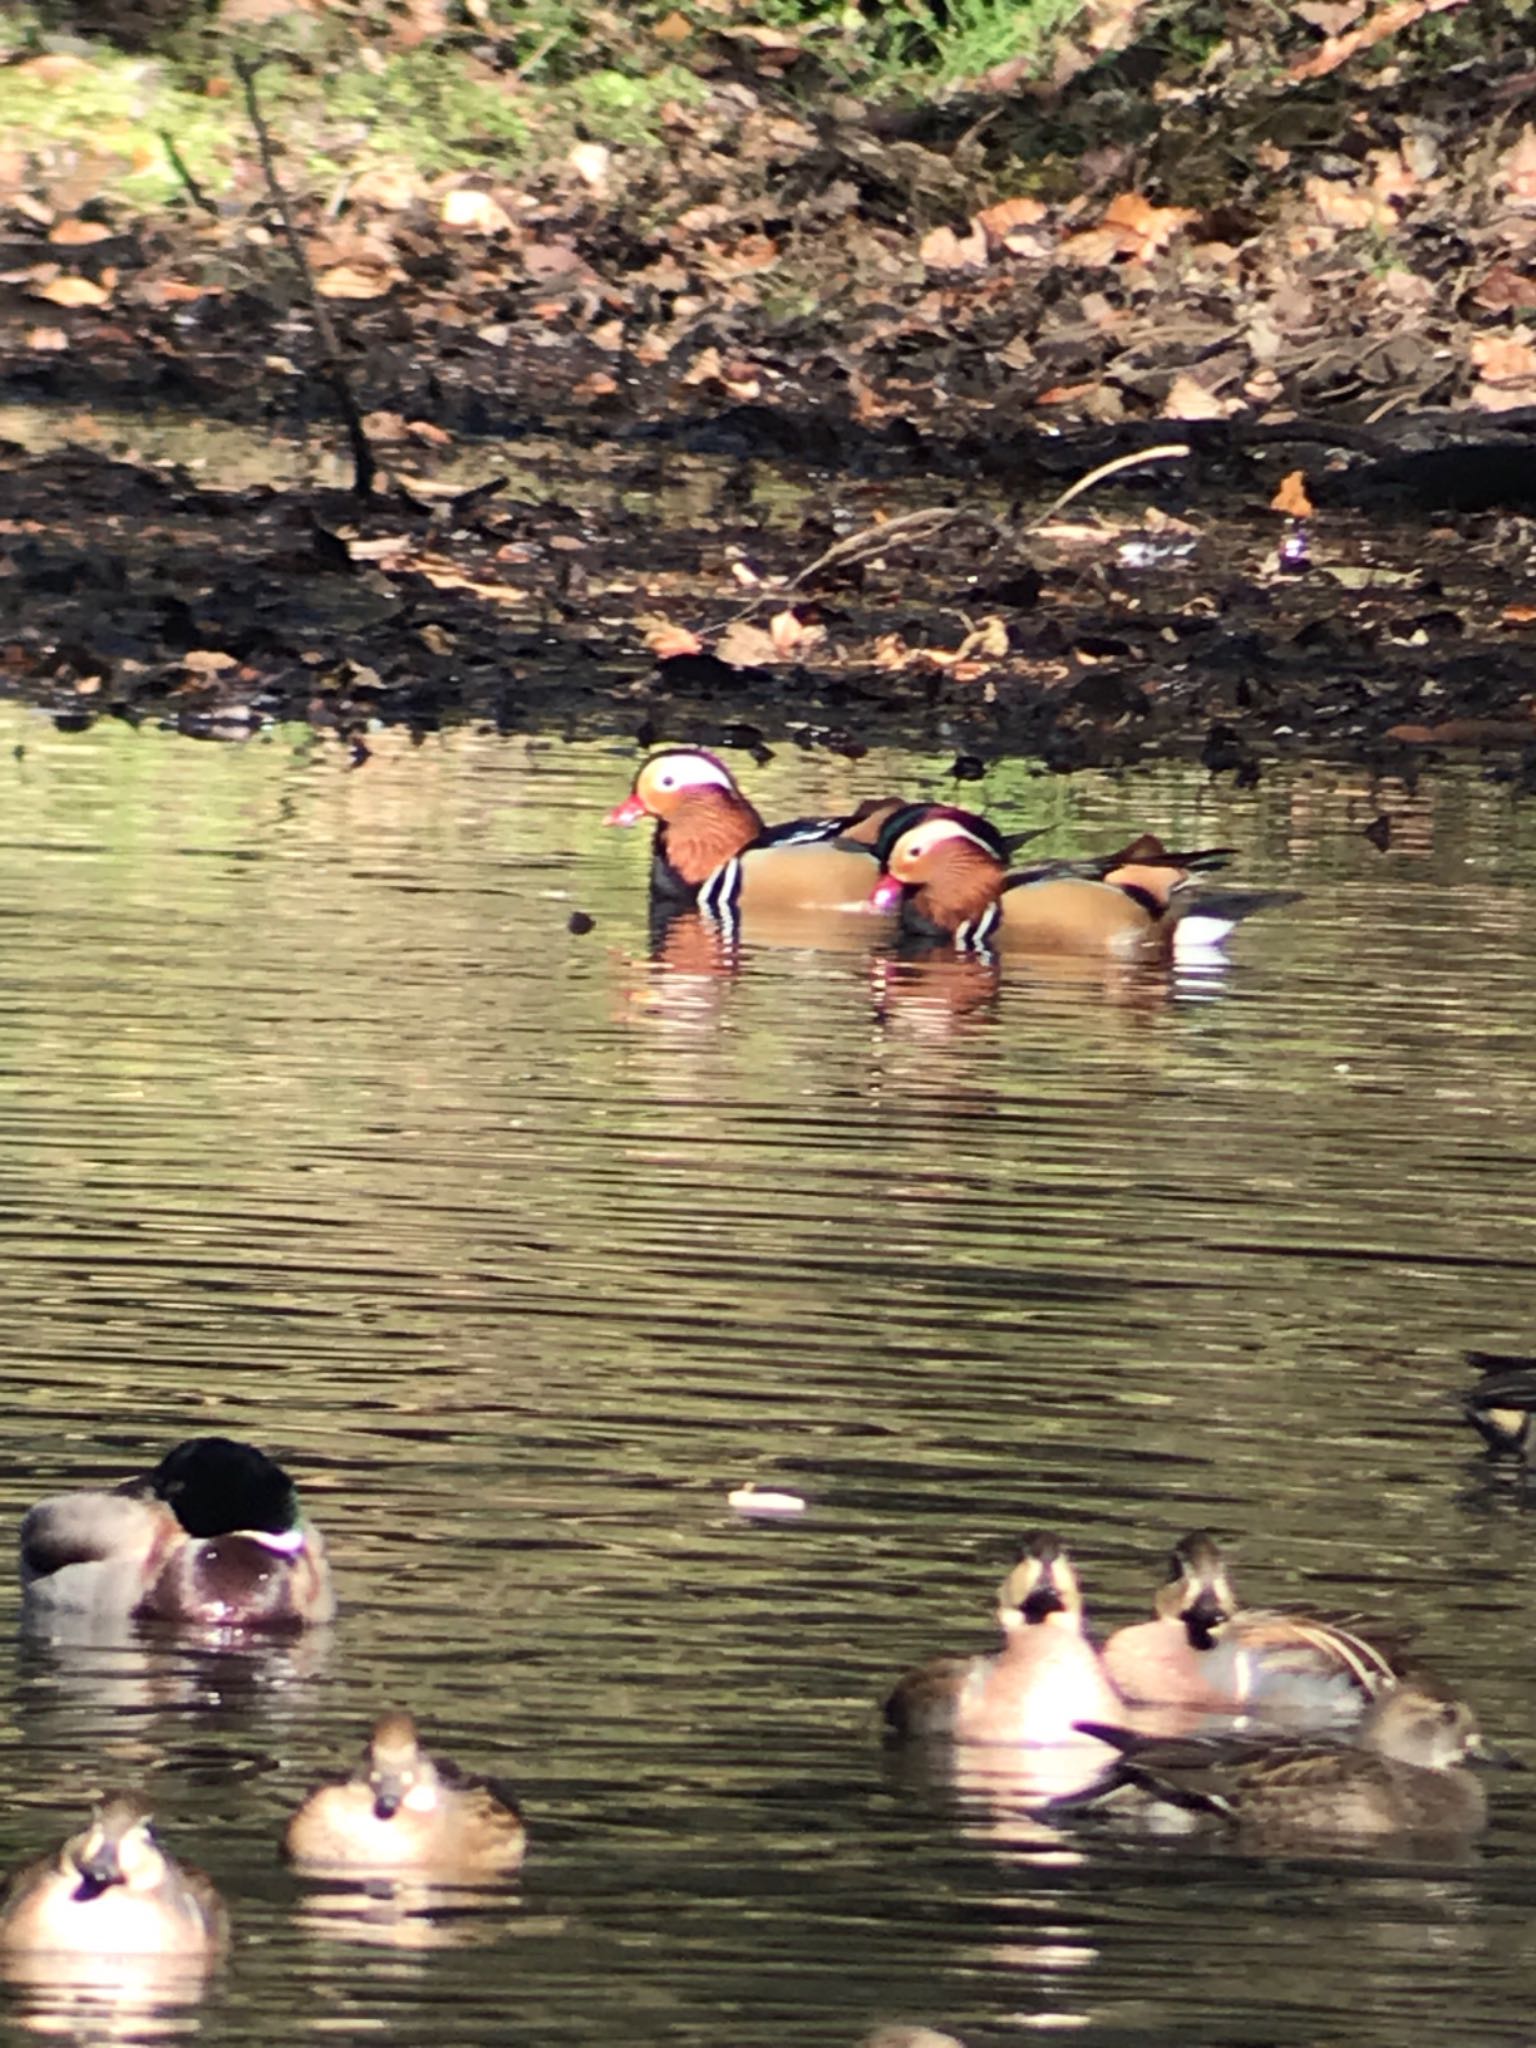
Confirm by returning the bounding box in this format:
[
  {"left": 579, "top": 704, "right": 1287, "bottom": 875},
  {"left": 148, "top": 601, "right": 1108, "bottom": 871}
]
[{"left": 6, "top": 9, "right": 1536, "bottom": 786}]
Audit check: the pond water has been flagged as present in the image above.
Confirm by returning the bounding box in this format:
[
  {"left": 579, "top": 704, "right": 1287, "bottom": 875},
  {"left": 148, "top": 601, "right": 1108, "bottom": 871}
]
[{"left": 0, "top": 704, "right": 1534, "bottom": 2045}]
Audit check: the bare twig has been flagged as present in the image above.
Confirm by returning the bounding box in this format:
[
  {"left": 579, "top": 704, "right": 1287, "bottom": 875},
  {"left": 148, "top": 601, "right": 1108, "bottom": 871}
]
[
  {"left": 708, "top": 504, "right": 997, "bottom": 630},
  {"left": 235, "top": 54, "right": 377, "bottom": 499},
  {"left": 159, "top": 130, "right": 218, "bottom": 217},
  {"left": 1024, "top": 443, "right": 1190, "bottom": 527}
]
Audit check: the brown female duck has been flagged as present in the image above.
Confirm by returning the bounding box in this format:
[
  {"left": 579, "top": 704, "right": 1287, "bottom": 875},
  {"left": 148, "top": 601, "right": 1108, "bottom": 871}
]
[
  {"left": 284, "top": 1712, "right": 526, "bottom": 1878},
  {"left": 867, "top": 807, "right": 1243, "bottom": 959},
  {"left": 885, "top": 1534, "right": 1124, "bottom": 1747},
  {"left": 0, "top": 1796, "right": 226, "bottom": 1959},
  {"left": 1072, "top": 1683, "right": 1505, "bottom": 1843}
]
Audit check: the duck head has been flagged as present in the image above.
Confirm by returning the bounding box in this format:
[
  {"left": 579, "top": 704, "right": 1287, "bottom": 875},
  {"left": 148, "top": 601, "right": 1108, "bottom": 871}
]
[
  {"left": 1157, "top": 1530, "right": 1236, "bottom": 1650},
  {"left": 365, "top": 1711, "right": 438, "bottom": 1820},
  {"left": 997, "top": 1533, "right": 1083, "bottom": 1629},
  {"left": 605, "top": 748, "right": 765, "bottom": 887},
  {"left": 67, "top": 1796, "right": 164, "bottom": 1902},
  {"left": 868, "top": 809, "right": 1010, "bottom": 933},
  {"left": 140, "top": 1437, "right": 304, "bottom": 1551},
  {"left": 1360, "top": 1686, "right": 1510, "bottom": 1769}
]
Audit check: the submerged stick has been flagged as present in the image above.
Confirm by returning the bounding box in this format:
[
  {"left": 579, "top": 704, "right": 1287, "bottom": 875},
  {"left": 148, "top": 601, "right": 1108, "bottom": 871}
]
[{"left": 235, "top": 54, "right": 377, "bottom": 499}]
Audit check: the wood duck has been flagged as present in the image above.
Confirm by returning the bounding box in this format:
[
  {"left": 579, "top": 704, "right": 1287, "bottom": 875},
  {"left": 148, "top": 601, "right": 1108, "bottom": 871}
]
[
  {"left": 884, "top": 1534, "right": 1124, "bottom": 1746},
  {"left": 1071, "top": 1683, "right": 1505, "bottom": 1842},
  {"left": 284, "top": 1712, "right": 526, "bottom": 1878},
  {"left": 868, "top": 808, "right": 1245, "bottom": 958},
  {"left": 0, "top": 1795, "right": 227, "bottom": 1958},
  {"left": 20, "top": 1436, "right": 335, "bottom": 1631},
  {"left": 1460, "top": 1351, "right": 1536, "bottom": 1461},
  {"left": 1102, "top": 1531, "right": 1402, "bottom": 1728}
]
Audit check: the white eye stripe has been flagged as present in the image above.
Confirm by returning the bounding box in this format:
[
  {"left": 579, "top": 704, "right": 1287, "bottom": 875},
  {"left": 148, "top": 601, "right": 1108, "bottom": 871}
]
[
  {"left": 645, "top": 751, "right": 734, "bottom": 793},
  {"left": 894, "top": 819, "right": 996, "bottom": 861}
]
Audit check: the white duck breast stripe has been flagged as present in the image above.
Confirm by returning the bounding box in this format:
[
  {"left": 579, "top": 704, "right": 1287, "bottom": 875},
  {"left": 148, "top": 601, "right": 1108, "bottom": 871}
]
[
  {"left": 954, "top": 903, "right": 1000, "bottom": 952},
  {"left": 698, "top": 857, "right": 743, "bottom": 929}
]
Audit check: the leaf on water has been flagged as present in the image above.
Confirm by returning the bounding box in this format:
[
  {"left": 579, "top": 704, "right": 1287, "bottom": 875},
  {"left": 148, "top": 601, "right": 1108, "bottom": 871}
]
[
  {"left": 183, "top": 650, "right": 239, "bottom": 675},
  {"left": 25, "top": 327, "right": 69, "bottom": 352},
  {"left": 652, "top": 9, "right": 693, "bottom": 42}
]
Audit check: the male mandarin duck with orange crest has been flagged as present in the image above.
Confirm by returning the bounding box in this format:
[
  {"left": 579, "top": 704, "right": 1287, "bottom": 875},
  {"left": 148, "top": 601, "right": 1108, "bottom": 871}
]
[
  {"left": 867, "top": 805, "right": 1280, "bottom": 961},
  {"left": 605, "top": 749, "right": 1044, "bottom": 929},
  {"left": 604, "top": 746, "right": 915, "bottom": 924}
]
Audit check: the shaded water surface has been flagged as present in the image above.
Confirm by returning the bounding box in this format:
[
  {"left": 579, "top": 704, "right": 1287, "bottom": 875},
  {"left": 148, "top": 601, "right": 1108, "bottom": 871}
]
[{"left": 0, "top": 708, "right": 1534, "bottom": 2044}]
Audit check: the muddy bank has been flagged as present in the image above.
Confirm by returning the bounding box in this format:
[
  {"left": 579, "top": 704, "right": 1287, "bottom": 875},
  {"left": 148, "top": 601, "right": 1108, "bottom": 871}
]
[{"left": 5, "top": 12, "right": 1536, "bottom": 781}]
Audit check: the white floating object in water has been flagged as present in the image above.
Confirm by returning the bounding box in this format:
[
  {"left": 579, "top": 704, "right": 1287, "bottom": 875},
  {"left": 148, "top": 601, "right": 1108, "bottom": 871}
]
[{"left": 728, "top": 1483, "right": 807, "bottom": 1518}]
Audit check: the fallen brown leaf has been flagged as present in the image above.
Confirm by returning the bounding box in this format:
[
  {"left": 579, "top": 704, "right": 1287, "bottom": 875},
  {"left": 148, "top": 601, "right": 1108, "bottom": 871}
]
[
  {"left": 30, "top": 274, "right": 110, "bottom": 308},
  {"left": 1271, "top": 470, "right": 1315, "bottom": 516}
]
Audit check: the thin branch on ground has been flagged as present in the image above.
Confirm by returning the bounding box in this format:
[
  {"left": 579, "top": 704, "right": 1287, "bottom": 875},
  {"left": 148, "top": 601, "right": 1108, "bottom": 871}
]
[
  {"left": 159, "top": 131, "right": 218, "bottom": 217},
  {"left": 234, "top": 54, "right": 377, "bottom": 500},
  {"left": 1025, "top": 444, "right": 1190, "bottom": 527}
]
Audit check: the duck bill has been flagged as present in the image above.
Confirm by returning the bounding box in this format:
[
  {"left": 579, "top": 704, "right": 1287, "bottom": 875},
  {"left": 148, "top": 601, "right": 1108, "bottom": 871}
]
[
  {"left": 866, "top": 875, "right": 906, "bottom": 914},
  {"left": 1468, "top": 1734, "right": 1526, "bottom": 1771},
  {"left": 604, "top": 794, "right": 647, "bottom": 826}
]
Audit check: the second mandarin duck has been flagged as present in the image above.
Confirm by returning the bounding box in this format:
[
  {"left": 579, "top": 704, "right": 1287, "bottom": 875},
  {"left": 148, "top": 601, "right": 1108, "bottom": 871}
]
[
  {"left": 1102, "top": 1531, "right": 1403, "bottom": 1728},
  {"left": 284, "top": 1712, "right": 527, "bottom": 1878},
  {"left": 867, "top": 807, "right": 1250, "bottom": 959},
  {"left": 885, "top": 1534, "right": 1124, "bottom": 1746},
  {"left": 20, "top": 1436, "right": 335, "bottom": 1631}
]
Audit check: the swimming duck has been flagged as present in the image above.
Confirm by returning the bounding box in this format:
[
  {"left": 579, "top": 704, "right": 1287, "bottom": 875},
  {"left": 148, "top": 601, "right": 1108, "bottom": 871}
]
[
  {"left": 884, "top": 1534, "right": 1124, "bottom": 1746},
  {"left": 867, "top": 808, "right": 1244, "bottom": 958},
  {"left": 1460, "top": 1351, "right": 1536, "bottom": 1461},
  {"left": 1102, "top": 1531, "right": 1401, "bottom": 1728},
  {"left": 0, "top": 1795, "right": 226, "bottom": 1958},
  {"left": 605, "top": 747, "right": 893, "bottom": 921},
  {"left": 20, "top": 1436, "right": 335, "bottom": 1630},
  {"left": 1072, "top": 1682, "right": 1504, "bottom": 1842},
  {"left": 284, "top": 1712, "right": 527, "bottom": 1878}
]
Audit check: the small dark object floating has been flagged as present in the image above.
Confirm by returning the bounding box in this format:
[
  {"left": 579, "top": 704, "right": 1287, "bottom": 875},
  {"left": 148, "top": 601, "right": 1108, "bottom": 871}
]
[{"left": 567, "top": 911, "right": 595, "bottom": 936}]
